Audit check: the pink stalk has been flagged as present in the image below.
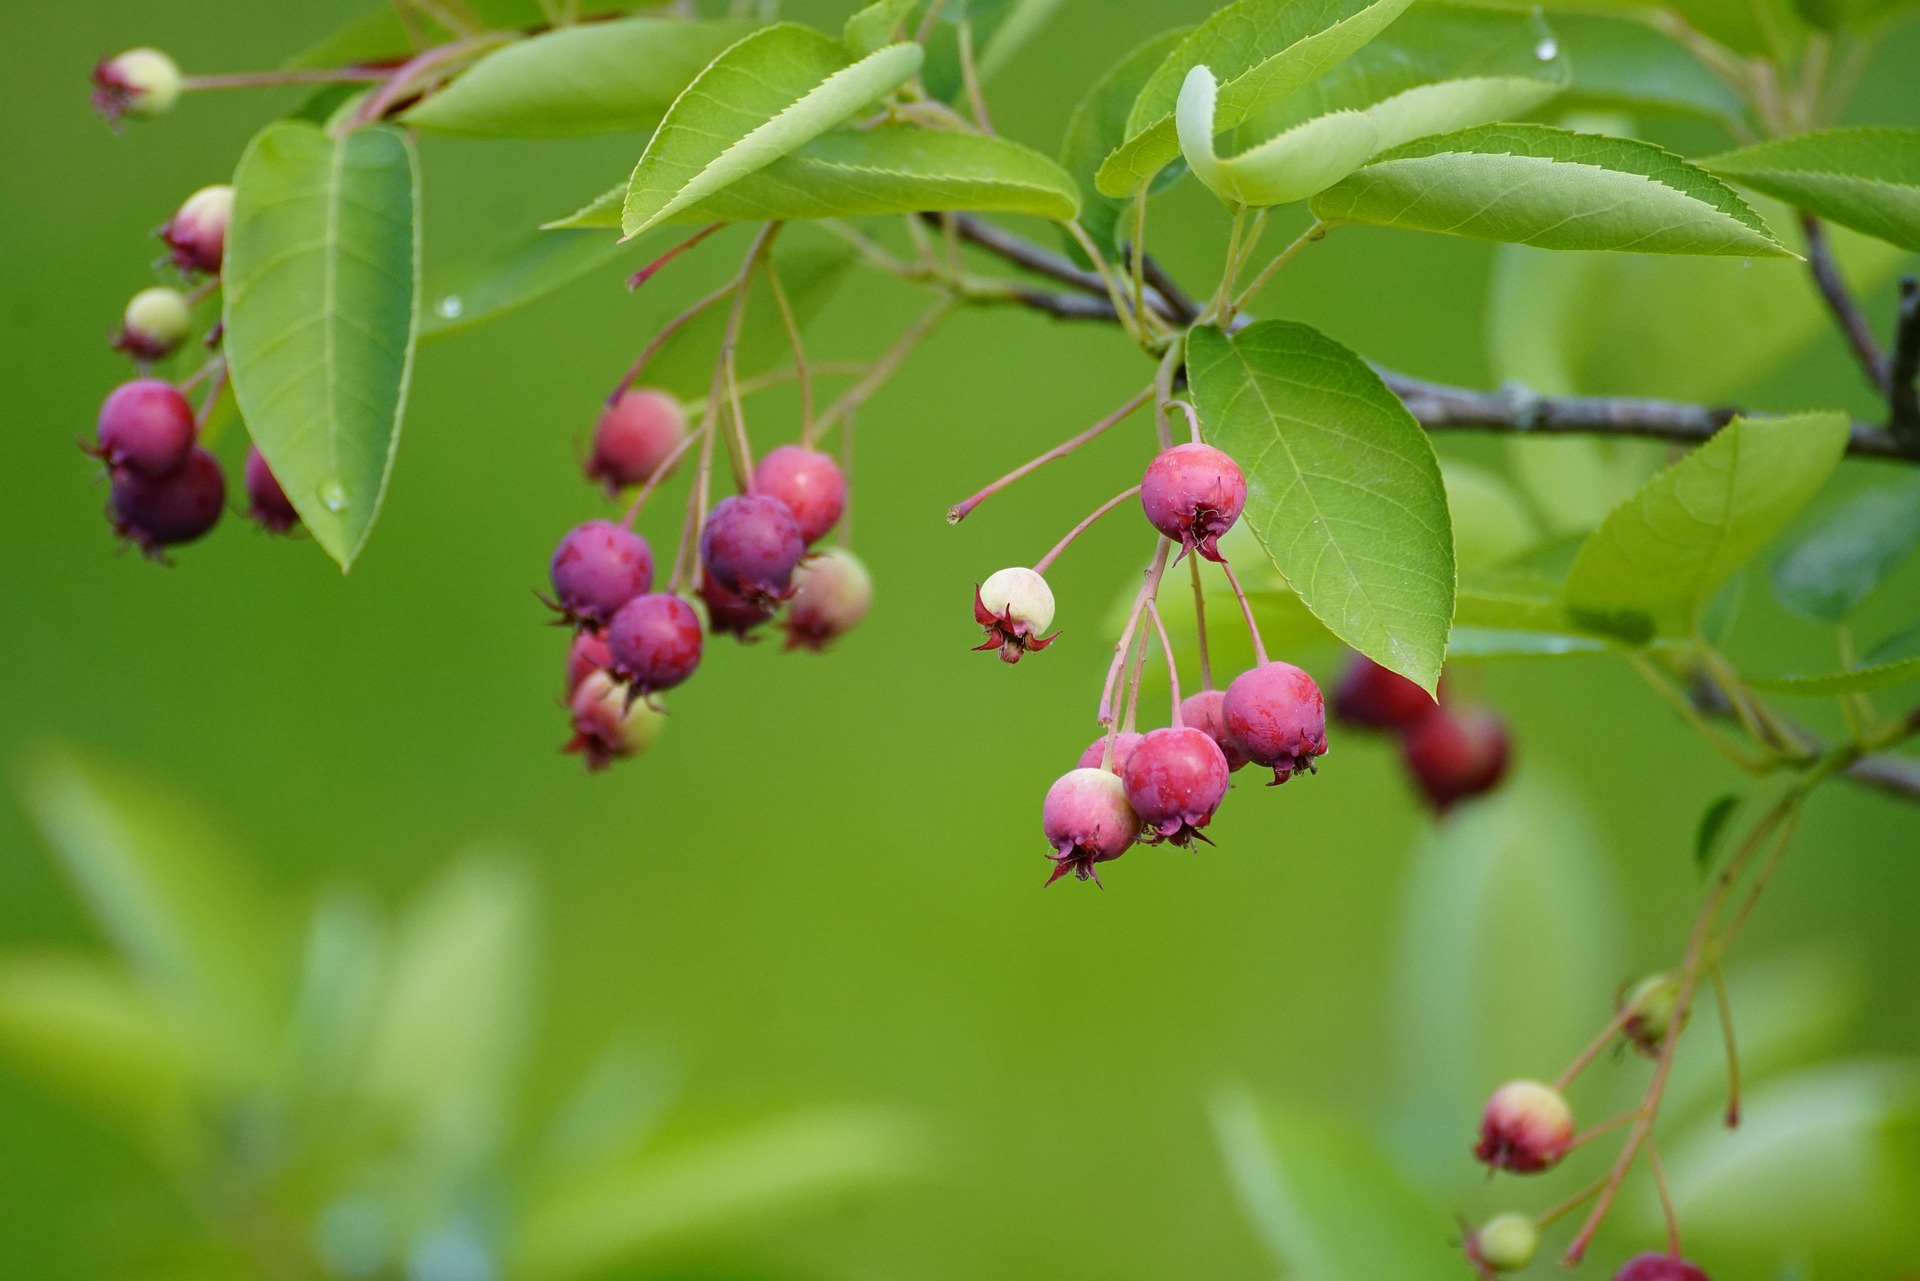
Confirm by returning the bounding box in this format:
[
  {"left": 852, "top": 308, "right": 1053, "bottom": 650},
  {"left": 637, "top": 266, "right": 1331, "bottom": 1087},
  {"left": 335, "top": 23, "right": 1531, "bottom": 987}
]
[
  {"left": 608, "top": 281, "right": 735, "bottom": 406},
  {"left": 1216, "top": 557, "right": 1269, "bottom": 666},
  {"left": 1145, "top": 599, "right": 1183, "bottom": 725},
  {"left": 947, "top": 385, "right": 1152, "bottom": 524},
  {"left": 626, "top": 223, "right": 724, "bottom": 291},
  {"left": 1034, "top": 485, "right": 1141, "bottom": 574}
]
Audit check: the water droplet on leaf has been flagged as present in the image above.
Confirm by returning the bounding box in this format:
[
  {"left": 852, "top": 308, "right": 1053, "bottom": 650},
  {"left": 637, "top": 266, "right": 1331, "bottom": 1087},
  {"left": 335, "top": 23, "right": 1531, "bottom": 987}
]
[
  {"left": 319, "top": 480, "right": 349, "bottom": 513},
  {"left": 436, "top": 295, "right": 464, "bottom": 319},
  {"left": 1534, "top": 37, "right": 1558, "bottom": 59}
]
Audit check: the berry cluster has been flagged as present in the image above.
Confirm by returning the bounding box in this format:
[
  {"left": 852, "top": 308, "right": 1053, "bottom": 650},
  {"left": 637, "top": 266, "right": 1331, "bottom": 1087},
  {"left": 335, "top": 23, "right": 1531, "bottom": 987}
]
[{"left": 1331, "top": 654, "right": 1511, "bottom": 811}]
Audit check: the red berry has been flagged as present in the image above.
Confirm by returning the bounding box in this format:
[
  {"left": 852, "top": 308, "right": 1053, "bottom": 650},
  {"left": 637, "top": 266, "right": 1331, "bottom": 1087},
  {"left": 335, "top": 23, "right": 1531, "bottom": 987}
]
[
  {"left": 585, "top": 390, "right": 686, "bottom": 496},
  {"left": 566, "top": 627, "right": 614, "bottom": 695},
  {"left": 784, "top": 547, "right": 871, "bottom": 651},
  {"left": 1042, "top": 768, "right": 1139, "bottom": 886},
  {"left": 1333, "top": 653, "right": 1437, "bottom": 732},
  {"left": 93, "top": 380, "right": 196, "bottom": 478},
  {"left": 243, "top": 447, "right": 299, "bottom": 533},
  {"left": 700, "top": 570, "right": 775, "bottom": 641},
  {"left": 1077, "top": 731, "right": 1144, "bottom": 774},
  {"left": 973, "top": 566, "right": 1058, "bottom": 663},
  {"left": 753, "top": 445, "right": 846, "bottom": 544},
  {"left": 161, "top": 185, "right": 233, "bottom": 277},
  {"left": 1179, "top": 689, "right": 1249, "bottom": 771},
  {"left": 1615, "top": 1255, "right": 1709, "bottom": 1281},
  {"left": 565, "top": 670, "right": 664, "bottom": 772},
  {"left": 1222, "top": 662, "right": 1327, "bottom": 785},
  {"left": 1122, "top": 726, "right": 1230, "bottom": 847},
  {"left": 1474, "top": 1080, "right": 1573, "bottom": 1174},
  {"left": 606, "top": 593, "right": 703, "bottom": 697},
  {"left": 1401, "top": 706, "right": 1510, "bottom": 812},
  {"left": 1140, "top": 442, "right": 1245, "bottom": 563},
  {"left": 700, "top": 494, "right": 805, "bottom": 605},
  {"left": 548, "top": 520, "right": 653, "bottom": 628},
  {"left": 110, "top": 446, "right": 224, "bottom": 556}
]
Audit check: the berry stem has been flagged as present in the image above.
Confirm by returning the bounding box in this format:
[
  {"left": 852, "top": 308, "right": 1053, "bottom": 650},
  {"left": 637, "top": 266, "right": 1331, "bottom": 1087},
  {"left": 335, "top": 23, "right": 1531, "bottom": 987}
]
[
  {"left": 626, "top": 223, "right": 725, "bottom": 291},
  {"left": 1145, "top": 599, "right": 1183, "bottom": 725},
  {"left": 1120, "top": 627, "right": 1151, "bottom": 736},
  {"left": 1710, "top": 961, "right": 1743, "bottom": 1127},
  {"left": 620, "top": 425, "right": 705, "bottom": 528},
  {"left": 1569, "top": 1109, "right": 1639, "bottom": 1148},
  {"left": 1216, "top": 557, "right": 1269, "bottom": 667},
  {"left": 1060, "top": 220, "right": 1148, "bottom": 346},
  {"left": 762, "top": 257, "right": 816, "bottom": 446},
  {"left": 1151, "top": 337, "right": 1183, "bottom": 451},
  {"left": 1034, "top": 485, "right": 1141, "bottom": 574},
  {"left": 1188, "top": 555, "right": 1214, "bottom": 691},
  {"left": 706, "top": 223, "right": 783, "bottom": 490},
  {"left": 956, "top": 20, "right": 995, "bottom": 134},
  {"left": 1647, "top": 1137, "right": 1683, "bottom": 1255},
  {"left": 1099, "top": 538, "right": 1173, "bottom": 727},
  {"left": 608, "top": 281, "right": 736, "bottom": 406},
  {"left": 1166, "top": 397, "right": 1204, "bottom": 444},
  {"left": 180, "top": 68, "right": 391, "bottom": 90},
  {"left": 1532, "top": 1175, "right": 1610, "bottom": 1229},
  {"left": 194, "top": 359, "right": 230, "bottom": 430},
  {"left": 947, "top": 385, "right": 1152, "bottom": 523},
  {"left": 1553, "top": 1001, "right": 1642, "bottom": 1092},
  {"left": 816, "top": 298, "right": 954, "bottom": 440}
]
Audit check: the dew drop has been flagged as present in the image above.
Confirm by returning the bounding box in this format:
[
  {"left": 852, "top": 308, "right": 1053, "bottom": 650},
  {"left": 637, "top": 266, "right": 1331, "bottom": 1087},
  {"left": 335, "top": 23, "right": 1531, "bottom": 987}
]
[
  {"left": 1534, "top": 37, "right": 1558, "bottom": 60},
  {"left": 319, "top": 480, "right": 349, "bottom": 513},
  {"left": 436, "top": 295, "right": 464, "bottom": 319}
]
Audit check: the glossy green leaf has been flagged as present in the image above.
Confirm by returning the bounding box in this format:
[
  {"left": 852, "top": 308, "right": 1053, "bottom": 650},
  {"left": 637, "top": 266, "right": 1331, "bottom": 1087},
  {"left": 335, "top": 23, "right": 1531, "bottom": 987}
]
[
  {"left": 620, "top": 26, "right": 923, "bottom": 238},
  {"left": 1094, "top": 0, "right": 1416, "bottom": 198},
  {"left": 1707, "top": 128, "right": 1920, "bottom": 251},
  {"left": 225, "top": 121, "right": 420, "bottom": 572},
  {"left": 844, "top": 0, "right": 919, "bottom": 55},
  {"left": 1745, "top": 654, "right": 1920, "bottom": 695},
  {"left": 1771, "top": 477, "right": 1920, "bottom": 623},
  {"left": 1212, "top": 1089, "right": 1456, "bottom": 1279},
  {"left": 1313, "top": 125, "right": 1793, "bottom": 255},
  {"left": 1061, "top": 29, "right": 1191, "bottom": 256},
  {"left": 402, "top": 19, "right": 747, "bottom": 137},
  {"left": 1178, "top": 66, "right": 1379, "bottom": 207},
  {"left": 1564, "top": 413, "right": 1851, "bottom": 640},
  {"left": 1549, "top": 13, "right": 1745, "bottom": 121},
  {"left": 1189, "top": 321, "right": 1454, "bottom": 693},
  {"left": 421, "top": 227, "right": 641, "bottom": 340}
]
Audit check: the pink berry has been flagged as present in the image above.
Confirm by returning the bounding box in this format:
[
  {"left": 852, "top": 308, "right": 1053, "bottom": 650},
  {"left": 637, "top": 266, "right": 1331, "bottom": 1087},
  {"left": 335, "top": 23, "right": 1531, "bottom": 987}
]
[
  {"left": 973, "top": 566, "right": 1057, "bottom": 663},
  {"left": 1140, "top": 442, "right": 1245, "bottom": 563},
  {"left": 93, "top": 380, "right": 196, "bottom": 478},
  {"left": 110, "top": 446, "right": 224, "bottom": 556},
  {"left": 92, "top": 49, "right": 181, "bottom": 125},
  {"left": 700, "top": 494, "right": 805, "bottom": 605},
  {"left": 1121, "top": 726, "right": 1230, "bottom": 847},
  {"left": 565, "top": 670, "right": 664, "bottom": 772},
  {"left": 1474, "top": 1080, "right": 1573, "bottom": 1174},
  {"left": 1333, "top": 653, "right": 1437, "bottom": 732},
  {"left": 784, "top": 547, "right": 871, "bottom": 651},
  {"left": 161, "top": 186, "right": 233, "bottom": 277},
  {"left": 700, "top": 570, "right": 775, "bottom": 641},
  {"left": 753, "top": 445, "right": 846, "bottom": 544},
  {"left": 1042, "top": 767, "right": 1139, "bottom": 886},
  {"left": 547, "top": 520, "right": 654, "bottom": 628},
  {"left": 243, "top": 447, "right": 299, "bottom": 534},
  {"left": 1077, "top": 731, "right": 1144, "bottom": 774},
  {"left": 606, "top": 593, "right": 703, "bottom": 697},
  {"left": 1179, "top": 689, "right": 1249, "bottom": 771},
  {"left": 1222, "top": 662, "right": 1328, "bottom": 785},
  {"left": 1401, "top": 706, "right": 1510, "bottom": 813},
  {"left": 566, "top": 627, "right": 614, "bottom": 695},
  {"left": 585, "top": 390, "right": 685, "bottom": 496},
  {"left": 1615, "top": 1255, "right": 1710, "bottom": 1281}
]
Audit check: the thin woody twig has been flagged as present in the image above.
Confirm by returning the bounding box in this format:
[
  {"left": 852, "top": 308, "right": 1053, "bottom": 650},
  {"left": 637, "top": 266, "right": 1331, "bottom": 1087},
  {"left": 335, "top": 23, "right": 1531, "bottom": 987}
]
[{"left": 1800, "top": 213, "right": 1889, "bottom": 394}]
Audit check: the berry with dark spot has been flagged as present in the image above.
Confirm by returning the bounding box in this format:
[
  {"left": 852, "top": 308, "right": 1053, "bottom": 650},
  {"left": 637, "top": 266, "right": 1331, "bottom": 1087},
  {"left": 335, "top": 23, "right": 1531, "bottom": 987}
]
[
  {"left": 243, "top": 447, "right": 299, "bottom": 533},
  {"left": 1042, "top": 767, "right": 1139, "bottom": 886},
  {"left": 547, "top": 520, "right": 654, "bottom": 628},
  {"left": 973, "top": 566, "right": 1057, "bottom": 663},
  {"left": 1223, "top": 661, "right": 1327, "bottom": 785},
  {"left": 700, "top": 494, "right": 805, "bottom": 605},
  {"left": 607, "top": 593, "right": 703, "bottom": 697},
  {"left": 113, "top": 287, "right": 192, "bottom": 362},
  {"left": 93, "top": 379, "right": 196, "bottom": 478},
  {"left": 1333, "top": 653, "right": 1437, "bottom": 732},
  {"left": 1121, "top": 726, "right": 1230, "bottom": 847},
  {"left": 1180, "top": 689, "right": 1249, "bottom": 771},
  {"left": 1401, "top": 705, "right": 1510, "bottom": 813},
  {"left": 1614, "top": 1255, "right": 1709, "bottom": 1281},
  {"left": 784, "top": 547, "right": 871, "bottom": 651},
  {"left": 753, "top": 444, "right": 846, "bottom": 543},
  {"left": 161, "top": 185, "right": 234, "bottom": 277},
  {"left": 92, "top": 49, "right": 181, "bottom": 125},
  {"left": 110, "top": 446, "right": 224, "bottom": 556},
  {"left": 1474, "top": 1080, "right": 1573, "bottom": 1174},
  {"left": 566, "top": 670, "right": 664, "bottom": 771},
  {"left": 1077, "top": 730, "right": 1143, "bottom": 774},
  {"left": 700, "top": 570, "right": 775, "bottom": 641},
  {"left": 1140, "top": 442, "right": 1245, "bottom": 563},
  {"left": 585, "top": 389, "right": 685, "bottom": 496}
]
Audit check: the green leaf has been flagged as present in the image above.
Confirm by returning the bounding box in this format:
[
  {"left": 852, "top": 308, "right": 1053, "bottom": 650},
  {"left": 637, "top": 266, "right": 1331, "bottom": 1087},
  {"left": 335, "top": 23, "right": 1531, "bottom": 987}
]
[
  {"left": 1744, "top": 654, "right": 1920, "bottom": 695},
  {"left": 1564, "top": 412, "right": 1851, "bottom": 639},
  {"left": 225, "top": 121, "right": 421, "bottom": 572},
  {"left": 1060, "top": 29, "right": 1192, "bottom": 256},
  {"left": 1178, "top": 66, "right": 1380, "bottom": 208},
  {"left": 1549, "top": 13, "right": 1746, "bottom": 122},
  {"left": 1211, "top": 1089, "right": 1456, "bottom": 1279},
  {"left": 1313, "top": 124, "right": 1793, "bottom": 255},
  {"left": 1189, "top": 322, "right": 1454, "bottom": 693},
  {"left": 1094, "top": 0, "right": 1417, "bottom": 199},
  {"left": 620, "top": 26, "right": 923, "bottom": 238},
  {"left": 1445, "top": 626, "right": 1603, "bottom": 659},
  {"left": 402, "top": 20, "right": 748, "bottom": 137},
  {"left": 1707, "top": 128, "right": 1920, "bottom": 251},
  {"left": 421, "top": 228, "right": 642, "bottom": 340},
  {"left": 1771, "top": 477, "right": 1920, "bottom": 623},
  {"left": 844, "top": 0, "right": 919, "bottom": 55},
  {"left": 1695, "top": 792, "right": 1743, "bottom": 875},
  {"left": 678, "top": 126, "right": 1081, "bottom": 222}
]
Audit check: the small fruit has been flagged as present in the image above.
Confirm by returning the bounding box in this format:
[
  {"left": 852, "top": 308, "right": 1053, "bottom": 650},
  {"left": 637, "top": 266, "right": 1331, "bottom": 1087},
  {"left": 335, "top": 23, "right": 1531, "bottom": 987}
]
[
  {"left": 1401, "top": 705, "right": 1510, "bottom": 813},
  {"left": 1042, "top": 767, "right": 1139, "bottom": 886},
  {"left": 566, "top": 628, "right": 614, "bottom": 694},
  {"left": 242, "top": 447, "right": 299, "bottom": 533},
  {"left": 113, "top": 286, "right": 193, "bottom": 362},
  {"left": 1464, "top": 1213, "right": 1538, "bottom": 1278},
  {"left": 784, "top": 547, "right": 872, "bottom": 651},
  {"left": 92, "top": 48, "right": 181, "bottom": 124},
  {"left": 1179, "top": 689, "right": 1249, "bottom": 771},
  {"left": 1077, "top": 731, "right": 1144, "bottom": 774},
  {"left": 585, "top": 390, "right": 685, "bottom": 496},
  {"left": 565, "top": 670, "right": 664, "bottom": 771},
  {"left": 1222, "top": 662, "right": 1328, "bottom": 785},
  {"left": 1614, "top": 1254, "right": 1710, "bottom": 1281},
  {"left": 93, "top": 379, "right": 196, "bottom": 478},
  {"left": 700, "top": 570, "right": 775, "bottom": 641},
  {"left": 973, "top": 566, "right": 1057, "bottom": 663},
  {"left": 161, "top": 185, "right": 234, "bottom": 276},
  {"left": 606, "top": 593, "right": 704, "bottom": 697},
  {"left": 547, "top": 520, "right": 654, "bottom": 627},
  {"left": 1474, "top": 1079, "right": 1574, "bottom": 1174},
  {"left": 110, "top": 446, "right": 224, "bottom": 556},
  {"left": 753, "top": 445, "right": 846, "bottom": 543},
  {"left": 1139, "top": 442, "right": 1246, "bottom": 563},
  {"left": 1621, "top": 973, "right": 1683, "bottom": 1057},
  {"left": 700, "top": 494, "right": 805, "bottom": 605},
  {"left": 1333, "top": 653, "right": 1437, "bottom": 732},
  {"left": 1122, "top": 726, "right": 1230, "bottom": 847}
]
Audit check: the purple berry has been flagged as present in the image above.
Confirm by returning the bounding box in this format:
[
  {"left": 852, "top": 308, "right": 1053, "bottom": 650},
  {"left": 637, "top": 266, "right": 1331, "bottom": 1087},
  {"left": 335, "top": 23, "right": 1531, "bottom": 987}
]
[
  {"left": 1615, "top": 1255, "right": 1710, "bottom": 1281},
  {"left": 784, "top": 547, "right": 871, "bottom": 651},
  {"left": 1077, "top": 730, "right": 1144, "bottom": 774},
  {"left": 548, "top": 520, "right": 653, "bottom": 628},
  {"left": 1475, "top": 1080, "right": 1573, "bottom": 1174},
  {"left": 700, "top": 494, "right": 804, "bottom": 605},
  {"left": 94, "top": 379, "right": 196, "bottom": 478},
  {"left": 1042, "top": 767, "right": 1139, "bottom": 886},
  {"left": 161, "top": 186, "right": 233, "bottom": 277},
  {"left": 700, "top": 570, "right": 775, "bottom": 641},
  {"left": 606, "top": 593, "right": 703, "bottom": 697},
  {"left": 1222, "top": 661, "right": 1328, "bottom": 785},
  {"left": 566, "top": 669, "right": 664, "bottom": 772},
  {"left": 243, "top": 447, "right": 299, "bottom": 533},
  {"left": 1121, "top": 726, "right": 1230, "bottom": 847},
  {"left": 1179, "top": 689, "right": 1249, "bottom": 771},
  {"left": 1401, "top": 705, "right": 1510, "bottom": 813},
  {"left": 110, "top": 446, "right": 224, "bottom": 556},
  {"left": 753, "top": 445, "right": 846, "bottom": 544},
  {"left": 1140, "top": 442, "right": 1245, "bottom": 563},
  {"left": 92, "top": 49, "right": 181, "bottom": 125},
  {"left": 1333, "top": 653, "right": 1438, "bottom": 732},
  {"left": 585, "top": 390, "right": 685, "bottom": 496}
]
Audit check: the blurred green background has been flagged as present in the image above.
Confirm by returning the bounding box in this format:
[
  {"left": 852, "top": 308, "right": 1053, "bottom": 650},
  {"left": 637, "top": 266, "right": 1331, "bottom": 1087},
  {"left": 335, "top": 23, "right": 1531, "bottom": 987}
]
[{"left": 4, "top": 3, "right": 1920, "bottom": 1278}]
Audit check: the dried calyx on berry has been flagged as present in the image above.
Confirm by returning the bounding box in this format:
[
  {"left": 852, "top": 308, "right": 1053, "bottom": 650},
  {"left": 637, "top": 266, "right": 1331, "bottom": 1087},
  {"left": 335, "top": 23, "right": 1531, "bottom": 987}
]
[
  {"left": 93, "top": 48, "right": 181, "bottom": 125},
  {"left": 546, "top": 520, "right": 654, "bottom": 628},
  {"left": 113, "top": 287, "right": 193, "bottom": 362},
  {"left": 973, "top": 566, "right": 1057, "bottom": 663},
  {"left": 91, "top": 379, "right": 197, "bottom": 478},
  {"left": 1180, "top": 689, "right": 1249, "bottom": 771},
  {"left": 1620, "top": 973, "right": 1683, "bottom": 1057},
  {"left": 607, "top": 593, "right": 704, "bottom": 699},
  {"left": 1139, "top": 442, "right": 1246, "bottom": 563},
  {"left": 566, "top": 670, "right": 664, "bottom": 771},
  {"left": 110, "top": 446, "right": 225, "bottom": 558},
  {"left": 1464, "top": 1212, "right": 1538, "bottom": 1278},
  {"left": 701, "top": 493, "right": 806, "bottom": 605},
  {"left": 162, "top": 186, "right": 234, "bottom": 277},
  {"left": 784, "top": 547, "right": 871, "bottom": 651},
  {"left": 243, "top": 447, "right": 299, "bottom": 534},
  {"left": 1042, "top": 767, "right": 1139, "bottom": 886},
  {"left": 1401, "top": 704, "right": 1510, "bottom": 813},
  {"left": 1614, "top": 1253, "right": 1710, "bottom": 1281},
  {"left": 585, "top": 389, "right": 685, "bottom": 496},
  {"left": 1333, "top": 653, "right": 1438, "bottom": 732},
  {"left": 1078, "top": 730, "right": 1144, "bottom": 774},
  {"left": 1122, "top": 726, "right": 1230, "bottom": 847},
  {"left": 1475, "top": 1079, "right": 1574, "bottom": 1174},
  {"left": 754, "top": 444, "right": 846, "bottom": 544},
  {"left": 700, "top": 569, "right": 776, "bottom": 641},
  {"left": 1222, "top": 661, "right": 1328, "bottom": 784}
]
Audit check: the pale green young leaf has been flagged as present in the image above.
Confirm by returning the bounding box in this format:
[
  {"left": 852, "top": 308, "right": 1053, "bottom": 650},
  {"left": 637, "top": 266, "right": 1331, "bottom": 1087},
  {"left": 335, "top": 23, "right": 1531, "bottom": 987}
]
[
  {"left": 1564, "top": 412, "right": 1851, "bottom": 640},
  {"left": 1313, "top": 125, "right": 1793, "bottom": 255},
  {"left": 844, "top": 0, "right": 919, "bottom": 55},
  {"left": 1188, "top": 322, "right": 1453, "bottom": 693},
  {"left": 1549, "top": 13, "right": 1745, "bottom": 122},
  {"left": 620, "top": 27, "right": 923, "bottom": 238},
  {"left": 1094, "top": 0, "right": 1416, "bottom": 199},
  {"left": 1771, "top": 477, "right": 1920, "bottom": 623},
  {"left": 1178, "top": 66, "right": 1379, "bottom": 208},
  {"left": 421, "top": 228, "right": 642, "bottom": 340},
  {"left": 1060, "top": 28, "right": 1191, "bottom": 256},
  {"left": 225, "top": 121, "right": 420, "bottom": 572},
  {"left": 1744, "top": 654, "right": 1920, "bottom": 696},
  {"left": 1707, "top": 128, "right": 1920, "bottom": 251}
]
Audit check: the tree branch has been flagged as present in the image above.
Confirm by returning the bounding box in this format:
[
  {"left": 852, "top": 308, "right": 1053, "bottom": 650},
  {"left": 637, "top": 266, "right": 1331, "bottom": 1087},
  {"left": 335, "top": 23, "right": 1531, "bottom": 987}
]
[
  {"left": 1890, "top": 276, "right": 1920, "bottom": 452},
  {"left": 1800, "top": 213, "right": 1890, "bottom": 394}
]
